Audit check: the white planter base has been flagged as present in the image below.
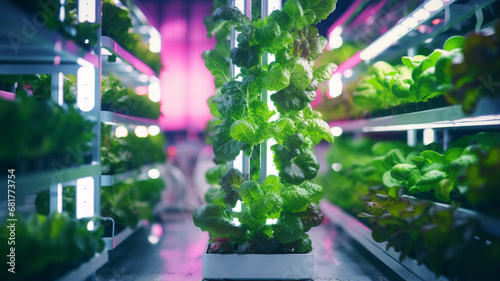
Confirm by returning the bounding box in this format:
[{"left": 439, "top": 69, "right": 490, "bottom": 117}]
[{"left": 202, "top": 244, "right": 313, "bottom": 280}]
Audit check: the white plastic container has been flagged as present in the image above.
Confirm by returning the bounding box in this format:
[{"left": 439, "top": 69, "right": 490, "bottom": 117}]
[{"left": 202, "top": 244, "right": 314, "bottom": 280}]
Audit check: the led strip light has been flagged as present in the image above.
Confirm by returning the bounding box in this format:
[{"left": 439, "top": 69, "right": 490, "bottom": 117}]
[{"left": 360, "top": 0, "right": 456, "bottom": 61}]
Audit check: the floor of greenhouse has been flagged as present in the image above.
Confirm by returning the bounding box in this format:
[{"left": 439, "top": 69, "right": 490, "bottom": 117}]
[{"left": 96, "top": 210, "right": 403, "bottom": 281}]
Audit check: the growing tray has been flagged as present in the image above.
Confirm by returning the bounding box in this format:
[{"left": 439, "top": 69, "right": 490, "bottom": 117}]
[{"left": 202, "top": 244, "right": 313, "bottom": 280}]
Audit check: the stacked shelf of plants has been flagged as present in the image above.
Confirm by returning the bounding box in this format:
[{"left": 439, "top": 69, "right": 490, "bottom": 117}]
[
  {"left": 98, "top": 0, "right": 166, "bottom": 251},
  {"left": 316, "top": 0, "right": 500, "bottom": 280},
  {"left": 0, "top": 0, "right": 166, "bottom": 279},
  {"left": 0, "top": 1, "right": 106, "bottom": 280}
]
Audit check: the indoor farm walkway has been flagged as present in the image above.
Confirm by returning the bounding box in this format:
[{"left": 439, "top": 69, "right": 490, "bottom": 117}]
[{"left": 96, "top": 210, "right": 403, "bottom": 281}]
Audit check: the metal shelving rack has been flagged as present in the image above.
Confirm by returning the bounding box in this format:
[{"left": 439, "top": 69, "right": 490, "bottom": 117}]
[
  {"left": 101, "top": 36, "right": 156, "bottom": 87},
  {"left": 98, "top": 0, "right": 163, "bottom": 257},
  {"left": 1, "top": 0, "right": 162, "bottom": 279},
  {"left": 330, "top": 97, "right": 500, "bottom": 133},
  {"left": 101, "top": 163, "right": 162, "bottom": 187},
  {"left": 320, "top": 200, "right": 447, "bottom": 281},
  {"left": 102, "top": 220, "right": 148, "bottom": 250},
  {"left": 0, "top": 2, "right": 102, "bottom": 218},
  {"left": 0, "top": 1, "right": 104, "bottom": 279},
  {"left": 324, "top": 0, "right": 500, "bottom": 280}
]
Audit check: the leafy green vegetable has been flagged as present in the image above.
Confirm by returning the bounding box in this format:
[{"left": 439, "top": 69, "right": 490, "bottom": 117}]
[
  {"left": 0, "top": 213, "right": 104, "bottom": 281},
  {"left": 213, "top": 5, "right": 250, "bottom": 28},
  {"left": 206, "top": 164, "right": 229, "bottom": 185},
  {"left": 196, "top": 0, "right": 337, "bottom": 254},
  {"left": 102, "top": 0, "right": 162, "bottom": 74},
  {"left": 0, "top": 91, "right": 95, "bottom": 172},
  {"left": 214, "top": 120, "right": 248, "bottom": 161},
  {"left": 203, "top": 50, "right": 231, "bottom": 87},
  {"left": 313, "top": 63, "right": 337, "bottom": 82},
  {"left": 101, "top": 178, "right": 166, "bottom": 230},
  {"left": 101, "top": 75, "right": 161, "bottom": 119},
  {"left": 193, "top": 204, "right": 246, "bottom": 239}
]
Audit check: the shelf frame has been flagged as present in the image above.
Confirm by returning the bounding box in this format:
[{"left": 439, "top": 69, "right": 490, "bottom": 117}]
[
  {"left": 101, "top": 36, "right": 156, "bottom": 87},
  {"left": 103, "top": 220, "right": 148, "bottom": 250},
  {"left": 101, "top": 110, "right": 159, "bottom": 127},
  {"left": 0, "top": 1, "right": 98, "bottom": 68},
  {"left": 330, "top": 98, "right": 500, "bottom": 132},
  {"left": 0, "top": 163, "right": 100, "bottom": 201},
  {"left": 101, "top": 163, "right": 161, "bottom": 187},
  {"left": 334, "top": 0, "right": 498, "bottom": 78},
  {"left": 0, "top": 89, "right": 15, "bottom": 101}
]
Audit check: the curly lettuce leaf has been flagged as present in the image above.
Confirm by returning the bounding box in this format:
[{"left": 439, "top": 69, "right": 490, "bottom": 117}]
[
  {"left": 295, "top": 203, "right": 323, "bottom": 232},
  {"left": 202, "top": 50, "right": 230, "bottom": 87},
  {"left": 213, "top": 5, "right": 250, "bottom": 28},
  {"left": 299, "top": 0, "right": 338, "bottom": 24},
  {"left": 300, "top": 181, "right": 323, "bottom": 204},
  {"left": 261, "top": 62, "right": 290, "bottom": 91},
  {"left": 205, "top": 164, "right": 229, "bottom": 185},
  {"left": 273, "top": 213, "right": 306, "bottom": 244},
  {"left": 289, "top": 57, "right": 313, "bottom": 90},
  {"left": 260, "top": 175, "right": 284, "bottom": 193},
  {"left": 193, "top": 204, "right": 246, "bottom": 239},
  {"left": 280, "top": 185, "right": 311, "bottom": 212},
  {"left": 271, "top": 86, "right": 316, "bottom": 113},
  {"left": 230, "top": 46, "right": 262, "bottom": 69},
  {"left": 230, "top": 119, "right": 259, "bottom": 145},
  {"left": 213, "top": 119, "right": 246, "bottom": 162},
  {"left": 272, "top": 145, "right": 319, "bottom": 185},
  {"left": 219, "top": 168, "right": 246, "bottom": 207},
  {"left": 293, "top": 26, "right": 323, "bottom": 61},
  {"left": 313, "top": 63, "right": 337, "bottom": 82},
  {"left": 305, "top": 118, "right": 335, "bottom": 144},
  {"left": 283, "top": 0, "right": 307, "bottom": 30},
  {"left": 283, "top": 236, "right": 312, "bottom": 253},
  {"left": 213, "top": 94, "right": 247, "bottom": 120}
]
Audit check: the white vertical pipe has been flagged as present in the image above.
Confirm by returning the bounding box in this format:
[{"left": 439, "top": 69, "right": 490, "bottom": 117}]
[
  {"left": 260, "top": 0, "right": 281, "bottom": 183},
  {"left": 230, "top": 0, "right": 251, "bottom": 177},
  {"left": 51, "top": 72, "right": 63, "bottom": 106}
]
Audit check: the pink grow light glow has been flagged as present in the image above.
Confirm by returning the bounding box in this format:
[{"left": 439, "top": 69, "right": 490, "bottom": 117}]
[{"left": 158, "top": 1, "right": 215, "bottom": 132}]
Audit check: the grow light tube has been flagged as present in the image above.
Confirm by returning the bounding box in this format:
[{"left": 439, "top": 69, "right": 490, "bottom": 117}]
[
  {"left": 260, "top": 0, "right": 281, "bottom": 181},
  {"left": 362, "top": 115, "right": 500, "bottom": 132},
  {"left": 229, "top": 0, "right": 251, "bottom": 174},
  {"left": 360, "top": 0, "right": 455, "bottom": 61},
  {"left": 77, "top": 63, "right": 95, "bottom": 112},
  {"left": 76, "top": 177, "right": 94, "bottom": 219}
]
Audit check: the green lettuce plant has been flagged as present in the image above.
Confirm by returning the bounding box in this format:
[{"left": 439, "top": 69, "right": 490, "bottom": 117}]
[
  {"left": 0, "top": 212, "right": 105, "bottom": 281},
  {"left": 319, "top": 134, "right": 500, "bottom": 280},
  {"left": 193, "top": 0, "right": 337, "bottom": 254}
]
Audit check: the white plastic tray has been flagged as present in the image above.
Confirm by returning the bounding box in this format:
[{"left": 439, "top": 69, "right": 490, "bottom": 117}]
[{"left": 202, "top": 244, "right": 313, "bottom": 280}]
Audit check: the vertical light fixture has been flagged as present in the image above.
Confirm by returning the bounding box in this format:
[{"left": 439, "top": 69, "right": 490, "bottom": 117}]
[
  {"left": 76, "top": 177, "right": 94, "bottom": 219},
  {"left": 423, "top": 128, "right": 435, "bottom": 145},
  {"left": 260, "top": 0, "right": 281, "bottom": 181},
  {"left": 77, "top": 63, "right": 95, "bottom": 112},
  {"left": 231, "top": 0, "right": 249, "bottom": 173},
  {"left": 149, "top": 77, "right": 161, "bottom": 102},
  {"left": 78, "top": 0, "right": 96, "bottom": 23},
  {"left": 149, "top": 27, "right": 162, "bottom": 53},
  {"left": 57, "top": 183, "right": 63, "bottom": 213}
]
